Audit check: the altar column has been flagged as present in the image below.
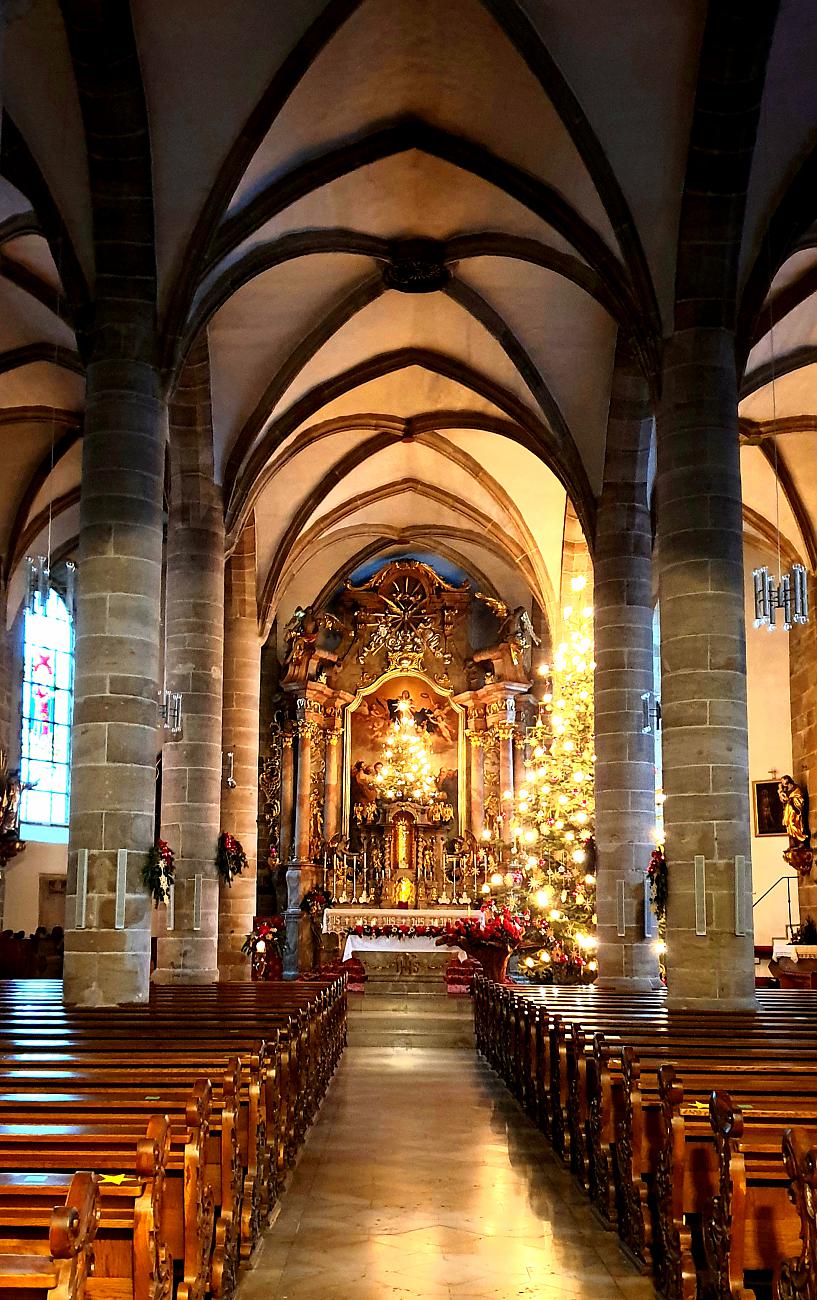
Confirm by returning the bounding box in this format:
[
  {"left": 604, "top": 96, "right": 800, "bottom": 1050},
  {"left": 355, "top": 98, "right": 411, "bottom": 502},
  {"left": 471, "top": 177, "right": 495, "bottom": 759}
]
[
  {"left": 323, "top": 723, "right": 343, "bottom": 842},
  {"left": 467, "top": 730, "right": 485, "bottom": 839},
  {"left": 594, "top": 337, "right": 659, "bottom": 991},
  {"left": 279, "top": 731, "right": 295, "bottom": 864},
  {"left": 217, "top": 520, "right": 262, "bottom": 981},
  {"left": 284, "top": 703, "right": 319, "bottom": 977}
]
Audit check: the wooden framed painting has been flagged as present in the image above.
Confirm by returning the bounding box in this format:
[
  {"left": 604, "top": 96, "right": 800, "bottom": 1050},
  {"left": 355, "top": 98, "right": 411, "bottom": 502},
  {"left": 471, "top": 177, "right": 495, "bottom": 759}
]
[{"left": 753, "top": 779, "right": 787, "bottom": 837}]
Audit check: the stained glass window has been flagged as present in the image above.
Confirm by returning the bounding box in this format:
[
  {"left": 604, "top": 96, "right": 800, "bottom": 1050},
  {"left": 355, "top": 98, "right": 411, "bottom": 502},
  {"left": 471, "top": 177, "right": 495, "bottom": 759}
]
[{"left": 20, "top": 588, "right": 74, "bottom": 834}]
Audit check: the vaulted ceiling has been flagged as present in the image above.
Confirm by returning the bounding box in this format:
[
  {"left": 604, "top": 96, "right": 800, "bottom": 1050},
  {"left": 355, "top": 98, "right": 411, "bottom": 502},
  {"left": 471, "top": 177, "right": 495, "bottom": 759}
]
[{"left": 2, "top": 0, "right": 817, "bottom": 633}]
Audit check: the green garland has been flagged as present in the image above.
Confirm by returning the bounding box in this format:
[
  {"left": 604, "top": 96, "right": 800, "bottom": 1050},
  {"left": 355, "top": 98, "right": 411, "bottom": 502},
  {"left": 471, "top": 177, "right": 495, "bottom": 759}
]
[
  {"left": 143, "top": 839, "right": 175, "bottom": 906},
  {"left": 647, "top": 847, "right": 668, "bottom": 923}
]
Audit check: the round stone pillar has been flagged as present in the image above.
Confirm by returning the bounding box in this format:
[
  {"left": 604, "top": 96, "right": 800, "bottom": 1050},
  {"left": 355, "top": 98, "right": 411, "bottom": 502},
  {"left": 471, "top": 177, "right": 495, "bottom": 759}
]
[
  {"left": 217, "top": 522, "right": 261, "bottom": 981},
  {"left": 155, "top": 344, "right": 224, "bottom": 984},
  {"left": 657, "top": 328, "right": 754, "bottom": 1009},
  {"left": 594, "top": 342, "right": 659, "bottom": 991},
  {"left": 64, "top": 358, "right": 165, "bottom": 1005}
]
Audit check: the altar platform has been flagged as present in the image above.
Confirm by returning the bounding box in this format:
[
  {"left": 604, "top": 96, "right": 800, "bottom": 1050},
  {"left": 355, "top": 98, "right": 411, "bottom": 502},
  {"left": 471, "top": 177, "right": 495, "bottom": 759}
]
[{"left": 322, "top": 906, "right": 476, "bottom": 964}]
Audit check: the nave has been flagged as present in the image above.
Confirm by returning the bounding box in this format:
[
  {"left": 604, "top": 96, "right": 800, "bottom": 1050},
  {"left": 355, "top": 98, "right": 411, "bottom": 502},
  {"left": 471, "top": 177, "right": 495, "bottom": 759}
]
[{"left": 244, "top": 1046, "right": 657, "bottom": 1300}]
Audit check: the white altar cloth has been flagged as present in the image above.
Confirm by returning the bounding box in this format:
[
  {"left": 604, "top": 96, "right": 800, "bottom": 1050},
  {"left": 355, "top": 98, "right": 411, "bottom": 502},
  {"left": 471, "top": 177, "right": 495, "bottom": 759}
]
[
  {"left": 341, "top": 934, "right": 465, "bottom": 962},
  {"left": 323, "top": 906, "right": 478, "bottom": 937}
]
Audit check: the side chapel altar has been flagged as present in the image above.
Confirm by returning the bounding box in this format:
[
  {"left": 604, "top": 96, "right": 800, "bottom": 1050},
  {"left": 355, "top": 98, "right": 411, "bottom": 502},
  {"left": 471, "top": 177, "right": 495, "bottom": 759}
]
[{"left": 257, "top": 557, "right": 546, "bottom": 975}]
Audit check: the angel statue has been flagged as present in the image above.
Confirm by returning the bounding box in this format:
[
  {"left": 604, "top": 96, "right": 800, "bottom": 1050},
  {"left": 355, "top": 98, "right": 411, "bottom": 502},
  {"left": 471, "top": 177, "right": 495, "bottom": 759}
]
[
  {"left": 477, "top": 595, "right": 540, "bottom": 659},
  {"left": 281, "top": 605, "right": 348, "bottom": 686},
  {"left": 0, "top": 751, "right": 33, "bottom": 863}
]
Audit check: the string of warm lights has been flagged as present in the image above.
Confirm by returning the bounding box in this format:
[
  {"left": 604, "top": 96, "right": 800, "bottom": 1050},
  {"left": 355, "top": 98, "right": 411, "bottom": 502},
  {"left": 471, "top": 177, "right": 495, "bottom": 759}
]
[
  {"left": 479, "top": 576, "right": 599, "bottom": 982},
  {"left": 374, "top": 699, "right": 439, "bottom": 804}
]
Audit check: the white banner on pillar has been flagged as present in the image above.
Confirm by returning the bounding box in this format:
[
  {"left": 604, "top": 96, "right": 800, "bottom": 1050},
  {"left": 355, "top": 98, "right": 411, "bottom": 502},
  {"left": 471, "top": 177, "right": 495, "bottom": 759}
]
[
  {"left": 166, "top": 883, "right": 175, "bottom": 931},
  {"left": 694, "top": 855, "right": 707, "bottom": 935},
  {"left": 114, "top": 849, "right": 127, "bottom": 929},
  {"left": 193, "top": 875, "right": 202, "bottom": 931},
  {"left": 75, "top": 849, "right": 88, "bottom": 929},
  {"left": 616, "top": 879, "right": 626, "bottom": 937},
  {"left": 734, "top": 856, "right": 748, "bottom": 936}
]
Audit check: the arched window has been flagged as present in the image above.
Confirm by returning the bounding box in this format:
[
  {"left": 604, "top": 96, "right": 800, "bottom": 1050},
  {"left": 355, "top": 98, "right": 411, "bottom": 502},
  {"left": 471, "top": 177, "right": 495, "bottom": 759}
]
[{"left": 20, "top": 587, "right": 74, "bottom": 839}]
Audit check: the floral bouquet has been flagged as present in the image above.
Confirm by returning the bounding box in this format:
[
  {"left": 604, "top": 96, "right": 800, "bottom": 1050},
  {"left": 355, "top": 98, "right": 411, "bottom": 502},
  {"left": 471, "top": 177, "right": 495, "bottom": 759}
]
[
  {"left": 647, "top": 846, "right": 667, "bottom": 922},
  {"left": 241, "top": 915, "right": 286, "bottom": 958},
  {"left": 217, "top": 831, "right": 248, "bottom": 885},
  {"left": 300, "top": 885, "right": 333, "bottom": 917},
  {"left": 142, "top": 839, "right": 175, "bottom": 906}
]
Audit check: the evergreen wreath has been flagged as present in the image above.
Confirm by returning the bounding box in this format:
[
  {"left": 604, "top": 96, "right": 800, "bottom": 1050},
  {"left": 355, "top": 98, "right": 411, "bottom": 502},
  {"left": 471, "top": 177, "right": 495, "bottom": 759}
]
[
  {"left": 647, "top": 847, "right": 668, "bottom": 923},
  {"left": 217, "top": 831, "right": 248, "bottom": 885},
  {"left": 143, "top": 839, "right": 175, "bottom": 906}
]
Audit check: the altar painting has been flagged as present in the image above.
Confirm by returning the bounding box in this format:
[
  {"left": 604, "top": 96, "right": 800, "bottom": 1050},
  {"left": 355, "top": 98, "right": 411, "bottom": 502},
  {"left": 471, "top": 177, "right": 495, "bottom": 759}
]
[{"left": 345, "top": 674, "right": 461, "bottom": 835}]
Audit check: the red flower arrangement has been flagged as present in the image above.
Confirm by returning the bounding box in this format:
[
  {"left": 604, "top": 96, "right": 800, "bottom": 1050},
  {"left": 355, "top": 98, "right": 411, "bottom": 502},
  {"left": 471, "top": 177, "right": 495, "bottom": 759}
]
[
  {"left": 142, "top": 839, "right": 175, "bottom": 906},
  {"left": 217, "top": 831, "right": 248, "bottom": 885},
  {"left": 241, "top": 915, "right": 286, "bottom": 958},
  {"left": 348, "top": 922, "right": 445, "bottom": 939}
]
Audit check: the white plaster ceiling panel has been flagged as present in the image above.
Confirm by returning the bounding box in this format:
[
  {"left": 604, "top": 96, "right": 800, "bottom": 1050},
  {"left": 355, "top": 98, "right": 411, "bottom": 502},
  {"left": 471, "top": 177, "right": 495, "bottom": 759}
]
[
  {"left": 207, "top": 251, "right": 375, "bottom": 478},
  {"left": 741, "top": 0, "right": 817, "bottom": 282},
  {"left": 0, "top": 180, "right": 34, "bottom": 227},
  {"left": 0, "top": 417, "right": 64, "bottom": 557},
  {"left": 0, "top": 363, "right": 83, "bottom": 412},
  {"left": 314, "top": 486, "right": 503, "bottom": 540},
  {"left": 0, "top": 277, "right": 75, "bottom": 354},
  {"left": 439, "top": 429, "right": 566, "bottom": 598},
  {"left": 229, "top": 0, "right": 615, "bottom": 249},
  {"left": 767, "top": 245, "right": 817, "bottom": 298},
  {"left": 3, "top": 0, "right": 94, "bottom": 283},
  {"left": 297, "top": 440, "right": 519, "bottom": 542},
  {"left": 740, "top": 365, "right": 817, "bottom": 423},
  {"left": 285, "top": 367, "right": 512, "bottom": 431},
  {"left": 746, "top": 293, "right": 817, "bottom": 375},
  {"left": 6, "top": 501, "right": 79, "bottom": 625},
  {"left": 26, "top": 439, "right": 82, "bottom": 525},
  {"left": 252, "top": 425, "right": 384, "bottom": 570},
  {"left": 454, "top": 256, "right": 617, "bottom": 491},
  {"left": 267, "top": 290, "right": 541, "bottom": 430},
  {"left": 131, "top": 0, "right": 329, "bottom": 303},
  {"left": 518, "top": 0, "right": 707, "bottom": 322},
  {"left": 196, "top": 151, "right": 584, "bottom": 316},
  {"left": 739, "top": 442, "right": 806, "bottom": 561},
  {"left": 1, "top": 234, "right": 62, "bottom": 291},
  {"left": 770, "top": 431, "right": 817, "bottom": 560}
]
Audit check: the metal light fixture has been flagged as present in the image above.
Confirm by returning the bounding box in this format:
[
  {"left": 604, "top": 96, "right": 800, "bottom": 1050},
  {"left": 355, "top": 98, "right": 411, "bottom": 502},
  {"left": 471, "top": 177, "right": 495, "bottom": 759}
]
[
  {"left": 160, "top": 689, "right": 183, "bottom": 736},
  {"left": 640, "top": 691, "right": 662, "bottom": 735},
  {"left": 752, "top": 563, "right": 809, "bottom": 631}
]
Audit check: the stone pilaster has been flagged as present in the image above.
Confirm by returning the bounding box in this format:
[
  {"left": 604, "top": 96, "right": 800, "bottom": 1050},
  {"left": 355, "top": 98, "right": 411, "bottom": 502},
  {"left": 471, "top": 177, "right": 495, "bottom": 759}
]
[
  {"left": 657, "top": 328, "right": 754, "bottom": 1009},
  {"left": 155, "top": 339, "right": 224, "bottom": 984},
  {"left": 217, "top": 519, "right": 261, "bottom": 981},
  {"left": 466, "top": 729, "right": 485, "bottom": 839},
  {"left": 594, "top": 340, "right": 659, "bottom": 990},
  {"left": 64, "top": 359, "right": 164, "bottom": 1005}
]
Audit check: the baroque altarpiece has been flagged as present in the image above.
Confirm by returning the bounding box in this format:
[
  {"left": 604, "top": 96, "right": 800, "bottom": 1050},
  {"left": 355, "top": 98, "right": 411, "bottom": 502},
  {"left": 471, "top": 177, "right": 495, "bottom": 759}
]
[{"left": 257, "top": 559, "right": 546, "bottom": 970}]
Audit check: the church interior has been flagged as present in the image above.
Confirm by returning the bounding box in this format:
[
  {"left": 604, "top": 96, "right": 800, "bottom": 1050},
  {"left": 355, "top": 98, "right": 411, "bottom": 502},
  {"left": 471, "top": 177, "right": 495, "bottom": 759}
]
[{"left": 0, "top": 2, "right": 816, "bottom": 1297}]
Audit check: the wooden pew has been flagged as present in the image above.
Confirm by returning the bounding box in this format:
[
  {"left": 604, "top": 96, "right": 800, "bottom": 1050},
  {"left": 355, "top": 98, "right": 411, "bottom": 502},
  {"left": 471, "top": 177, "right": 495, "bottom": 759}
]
[{"left": 0, "top": 1170, "right": 98, "bottom": 1300}]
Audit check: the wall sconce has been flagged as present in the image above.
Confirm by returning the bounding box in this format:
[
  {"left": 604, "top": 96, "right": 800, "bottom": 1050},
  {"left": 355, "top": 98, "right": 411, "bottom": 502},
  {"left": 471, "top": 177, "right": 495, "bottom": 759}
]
[
  {"left": 160, "top": 690, "right": 183, "bottom": 737},
  {"left": 223, "top": 750, "right": 237, "bottom": 789},
  {"left": 641, "top": 691, "right": 661, "bottom": 735}
]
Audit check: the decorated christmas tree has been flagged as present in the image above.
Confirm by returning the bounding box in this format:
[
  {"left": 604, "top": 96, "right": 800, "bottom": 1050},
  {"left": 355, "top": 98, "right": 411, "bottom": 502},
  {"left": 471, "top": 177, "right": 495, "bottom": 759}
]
[
  {"left": 481, "top": 578, "right": 597, "bottom": 981},
  {"left": 374, "top": 701, "right": 438, "bottom": 804}
]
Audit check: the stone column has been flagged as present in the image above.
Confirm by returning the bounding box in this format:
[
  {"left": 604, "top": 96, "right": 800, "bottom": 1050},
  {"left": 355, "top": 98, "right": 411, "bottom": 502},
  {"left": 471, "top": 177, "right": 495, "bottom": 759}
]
[
  {"left": 467, "top": 730, "right": 485, "bottom": 839},
  {"left": 594, "top": 339, "right": 659, "bottom": 990},
  {"left": 64, "top": 358, "right": 164, "bottom": 1005},
  {"left": 155, "top": 340, "right": 224, "bottom": 984},
  {"left": 657, "top": 327, "right": 754, "bottom": 1009},
  {"left": 292, "top": 721, "right": 313, "bottom": 863},
  {"left": 217, "top": 520, "right": 261, "bottom": 981}
]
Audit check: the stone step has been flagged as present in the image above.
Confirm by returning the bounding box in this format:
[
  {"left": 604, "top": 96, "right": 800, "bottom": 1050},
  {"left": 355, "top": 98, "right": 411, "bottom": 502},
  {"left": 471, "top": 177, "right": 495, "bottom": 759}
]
[
  {"left": 354, "top": 980, "right": 448, "bottom": 996},
  {"left": 347, "top": 1024, "right": 475, "bottom": 1049}
]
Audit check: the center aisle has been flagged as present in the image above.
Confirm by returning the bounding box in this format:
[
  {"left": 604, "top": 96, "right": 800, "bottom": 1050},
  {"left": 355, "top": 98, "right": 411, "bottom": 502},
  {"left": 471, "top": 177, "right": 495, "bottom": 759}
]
[{"left": 239, "top": 1046, "right": 658, "bottom": 1300}]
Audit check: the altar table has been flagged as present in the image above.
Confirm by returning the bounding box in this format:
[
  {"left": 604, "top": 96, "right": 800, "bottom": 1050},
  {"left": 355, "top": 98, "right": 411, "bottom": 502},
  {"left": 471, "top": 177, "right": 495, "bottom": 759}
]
[
  {"left": 340, "top": 933, "right": 466, "bottom": 962},
  {"left": 322, "top": 906, "right": 478, "bottom": 937}
]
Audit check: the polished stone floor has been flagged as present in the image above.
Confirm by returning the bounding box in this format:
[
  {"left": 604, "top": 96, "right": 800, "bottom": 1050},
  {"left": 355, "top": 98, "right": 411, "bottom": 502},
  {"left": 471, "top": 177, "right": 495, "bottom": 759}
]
[{"left": 240, "top": 1047, "right": 658, "bottom": 1300}]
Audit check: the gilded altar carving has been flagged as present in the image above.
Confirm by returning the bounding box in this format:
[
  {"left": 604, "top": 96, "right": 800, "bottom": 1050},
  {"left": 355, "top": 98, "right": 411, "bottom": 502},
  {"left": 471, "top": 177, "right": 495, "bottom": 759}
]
[{"left": 342, "top": 560, "right": 469, "bottom": 674}]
